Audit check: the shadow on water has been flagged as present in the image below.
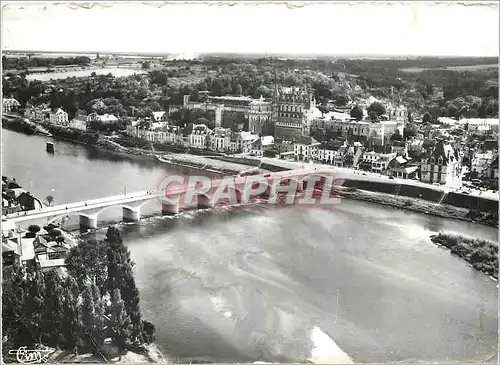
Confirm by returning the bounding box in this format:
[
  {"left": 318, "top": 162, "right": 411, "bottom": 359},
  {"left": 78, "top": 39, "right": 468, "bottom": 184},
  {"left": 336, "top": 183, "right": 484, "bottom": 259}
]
[
  {"left": 95, "top": 204, "right": 269, "bottom": 239},
  {"left": 85, "top": 147, "right": 153, "bottom": 165}
]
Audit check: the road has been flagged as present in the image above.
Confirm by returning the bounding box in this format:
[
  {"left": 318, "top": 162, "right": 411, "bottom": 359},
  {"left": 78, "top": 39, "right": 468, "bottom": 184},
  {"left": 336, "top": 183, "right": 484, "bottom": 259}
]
[
  {"left": 3, "top": 167, "right": 335, "bottom": 225},
  {"left": 259, "top": 157, "right": 499, "bottom": 201}
]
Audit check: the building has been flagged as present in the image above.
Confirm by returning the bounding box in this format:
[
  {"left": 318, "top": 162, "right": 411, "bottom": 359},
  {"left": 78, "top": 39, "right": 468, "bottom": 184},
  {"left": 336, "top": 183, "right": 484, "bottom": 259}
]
[
  {"left": 420, "top": 141, "right": 461, "bottom": 185},
  {"left": 209, "top": 127, "right": 232, "bottom": 152},
  {"left": 3, "top": 97, "right": 20, "bottom": 113},
  {"left": 34, "top": 236, "right": 69, "bottom": 272},
  {"left": 274, "top": 87, "right": 319, "bottom": 140},
  {"left": 151, "top": 111, "right": 167, "bottom": 122},
  {"left": 293, "top": 136, "right": 320, "bottom": 162},
  {"left": 34, "top": 105, "right": 51, "bottom": 121},
  {"left": 68, "top": 111, "right": 88, "bottom": 131},
  {"left": 359, "top": 151, "right": 397, "bottom": 173},
  {"left": 49, "top": 108, "right": 69, "bottom": 126},
  {"left": 387, "top": 156, "right": 419, "bottom": 179},
  {"left": 328, "top": 119, "right": 404, "bottom": 147},
  {"left": 87, "top": 113, "right": 119, "bottom": 124},
  {"left": 486, "top": 156, "right": 498, "bottom": 179},
  {"left": 187, "top": 124, "right": 210, "bottom": 149},
  {"left": 312, "top": 111, "right": 351, "bottom": 130},
  {"left": 471, "top": 151, "right": 497, "bottom": 178},
  {"left": 248, "top": 96, "right": 274, "bottom": 135},
  {"left": 317, "top": 141, "right": 341, "bottom": 164},
  {"left": 17, "top": 192, "right": 43, "bottom": 211},
  {"left": 249, "top": 136, "right": 275, "bottom": 157},
  {"left": 2, "top": 239, "right": 21, "bottom": 267}
]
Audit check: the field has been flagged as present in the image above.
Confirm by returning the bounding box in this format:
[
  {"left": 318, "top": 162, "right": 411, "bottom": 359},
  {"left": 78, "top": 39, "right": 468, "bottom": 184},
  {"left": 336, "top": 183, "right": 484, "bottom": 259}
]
[
  {"left": 25, "top": 67, "right": 146, "bottom": 81},
  {"left": 400, "top": 63, "right": 498, "bottom": 73}
]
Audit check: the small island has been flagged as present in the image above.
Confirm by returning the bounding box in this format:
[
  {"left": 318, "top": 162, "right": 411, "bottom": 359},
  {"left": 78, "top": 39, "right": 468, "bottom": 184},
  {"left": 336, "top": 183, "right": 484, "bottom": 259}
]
[{"left": 430, "top": 233, "right": 498, "bottom": 279}]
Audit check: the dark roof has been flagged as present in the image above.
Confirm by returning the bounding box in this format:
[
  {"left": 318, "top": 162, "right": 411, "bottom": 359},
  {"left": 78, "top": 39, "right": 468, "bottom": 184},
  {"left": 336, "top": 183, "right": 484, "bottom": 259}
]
[{"left": 490, "top": 156, "right": 498, "bottom": 169}]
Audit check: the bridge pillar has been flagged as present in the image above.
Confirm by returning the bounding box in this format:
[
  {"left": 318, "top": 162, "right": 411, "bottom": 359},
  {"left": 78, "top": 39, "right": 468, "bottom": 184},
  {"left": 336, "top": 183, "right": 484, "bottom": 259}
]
[
  {"left": 123, "top": 207, "right": 140, "bottom": 222},
  {"left": 198, "top": 195, "right": 214, "bottom": 209},
  {"left": 80, "top": 215, "right": 98, "bottom": 230},
  {"left": 297, "top": 178, "right": 304, "bottom": 192},
  {"left": 162, "top": 202, "right": 179, "bottom": 215}
]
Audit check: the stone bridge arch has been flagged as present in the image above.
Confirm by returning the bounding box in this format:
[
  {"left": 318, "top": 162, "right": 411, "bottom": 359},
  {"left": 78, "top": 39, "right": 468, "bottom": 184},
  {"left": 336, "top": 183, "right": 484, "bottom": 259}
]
[
  {"left": 46, "top": 212, "right": 94, "bottom": 226},
  {"left": 198, "top": 185, "right": 244, "bottom": 208}
]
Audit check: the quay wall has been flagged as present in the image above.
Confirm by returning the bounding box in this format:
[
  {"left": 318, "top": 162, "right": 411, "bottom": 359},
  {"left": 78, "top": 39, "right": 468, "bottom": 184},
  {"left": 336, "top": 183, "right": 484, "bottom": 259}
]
[
  {"left": 254, "top": 160, "right": 499, "bottom": 214},
  {"left": 443, "top": 192, "right": 499, "bottom": 213}
]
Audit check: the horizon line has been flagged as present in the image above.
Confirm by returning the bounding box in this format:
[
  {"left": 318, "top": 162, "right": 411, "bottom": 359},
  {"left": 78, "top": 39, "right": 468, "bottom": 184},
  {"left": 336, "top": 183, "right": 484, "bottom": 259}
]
[{"left": 2, "top": 50, "right": 499, "bottom": 59}]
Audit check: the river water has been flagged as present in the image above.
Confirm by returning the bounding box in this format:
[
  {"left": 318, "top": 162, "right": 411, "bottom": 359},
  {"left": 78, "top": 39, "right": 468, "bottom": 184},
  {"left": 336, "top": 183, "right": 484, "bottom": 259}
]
[{"left": 2, "top": 129, "right": 499, "bottom": 363}]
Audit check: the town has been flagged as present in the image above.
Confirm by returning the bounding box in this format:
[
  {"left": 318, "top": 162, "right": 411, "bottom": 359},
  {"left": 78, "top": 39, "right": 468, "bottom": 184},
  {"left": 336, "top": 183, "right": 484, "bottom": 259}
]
[
  {"left": 2, "top": 55, "right": 498, "bottom": 192},
  {"left": 2, "top": 50, "right": 499, "bottom": 363}
]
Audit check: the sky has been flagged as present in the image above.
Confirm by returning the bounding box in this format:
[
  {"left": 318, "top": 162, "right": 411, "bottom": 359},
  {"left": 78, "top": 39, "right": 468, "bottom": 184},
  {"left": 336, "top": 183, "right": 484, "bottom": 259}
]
[{"left": 1, "top": 1, "right": 499, "bottom": 57}]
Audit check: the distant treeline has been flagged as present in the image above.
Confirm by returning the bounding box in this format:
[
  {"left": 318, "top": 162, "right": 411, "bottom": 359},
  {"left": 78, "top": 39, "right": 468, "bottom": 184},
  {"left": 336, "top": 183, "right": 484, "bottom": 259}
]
[{"left": 2, "top": 56, "right": 91, "bottom": 70}]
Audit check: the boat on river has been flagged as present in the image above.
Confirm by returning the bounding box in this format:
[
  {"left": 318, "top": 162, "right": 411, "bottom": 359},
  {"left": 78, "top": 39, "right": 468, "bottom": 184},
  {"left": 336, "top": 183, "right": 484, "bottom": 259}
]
[{"left": 46, "top": 142, "right": 55, "bottom": 153}]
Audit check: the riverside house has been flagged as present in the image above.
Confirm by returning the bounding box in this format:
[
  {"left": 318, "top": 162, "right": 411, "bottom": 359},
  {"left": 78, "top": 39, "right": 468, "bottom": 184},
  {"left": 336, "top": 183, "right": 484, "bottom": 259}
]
[
  {"left": 3, "top": 97, "right": 20, "bottom": 113},
  {"left": 420, "top": 140, "right": 461, "bottom": 185},
  {"left": 49, "top": 108, "right": 69, "bottom": 126}
]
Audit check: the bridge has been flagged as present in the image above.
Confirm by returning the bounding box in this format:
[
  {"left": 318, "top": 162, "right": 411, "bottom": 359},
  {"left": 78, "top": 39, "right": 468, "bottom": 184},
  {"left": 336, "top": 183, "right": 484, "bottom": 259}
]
[{"left": 2, "top": 167, "right": 341, "bottom": 230}]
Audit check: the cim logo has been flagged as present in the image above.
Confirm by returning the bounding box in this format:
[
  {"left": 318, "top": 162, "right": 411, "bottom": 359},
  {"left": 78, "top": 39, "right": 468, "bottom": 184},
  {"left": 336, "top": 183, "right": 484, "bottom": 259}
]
[{"left": 157, "top": 171, "right": 344, "bottom": 208}]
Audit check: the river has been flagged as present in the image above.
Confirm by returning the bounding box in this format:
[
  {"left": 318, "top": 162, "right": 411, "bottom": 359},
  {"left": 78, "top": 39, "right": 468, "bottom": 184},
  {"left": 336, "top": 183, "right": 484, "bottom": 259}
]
[{"left": 2, "top": 129, "right": 498, "bottom": 363}]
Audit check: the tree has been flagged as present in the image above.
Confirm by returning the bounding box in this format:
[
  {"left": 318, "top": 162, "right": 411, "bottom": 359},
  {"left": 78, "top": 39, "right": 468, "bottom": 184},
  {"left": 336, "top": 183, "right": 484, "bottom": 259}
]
[
  {"left": 367, "top": 101, "right": 386, "bottom": 117},
  {"left": 422, "top": 112, "right": 432, "bottom": 124},
  {"left": 403, "top": 122, "right": 417, "bottom": 140},
  {"left": 42, "top": 269, "right": 64, "bottom": 347},
  {"left": 105, "top": 227, "right": 143, "bottom": 342},
  {"left": 368, "top": 111, "right": 379, "bottom": 122},
  {"left": 60, "top": 276, "right": 80, "bottom": 351},
  {"left": 447, "top": 104, "right": 458, "bottom": 118},
  {"left": 66, "top": 238, "right": 108, "bottom": 294},
  {"left": 335, "top": 94, "right": 349, "bottom": 106},
  {"left": 318, "top": 104, "right": 328, "bottom": 116},
  {"left": 350, "top": 105, "right": 364, "bottom": 121},
  {"left": 49, "top": 228, "right": 62, "bottom": 238},
  {"left": 2, "top": 264, "right": 34, "bottom": 349},
  {"left": 110, "top": 289, "right": 133, "bottom": 356},
  {"left": 79, "top": 283, "right": 106, "bottom": 352},
  {"left": 390, "top": 129, "right": 404, "bottom": 142},
  {"left": 232, "top": 83, "right": 243, "bottom": 96},
  {"left": 25, "top": 266, "right": 46, "bottom": 345},
  {"left": 28, "top": 224, "right": 41, "bottom": 234},
  {"left": 46, "top": 195, "right": 54, "bottom": 206},
  {"left": 141, "top": 61, "right": 150, "bottom": 70}
]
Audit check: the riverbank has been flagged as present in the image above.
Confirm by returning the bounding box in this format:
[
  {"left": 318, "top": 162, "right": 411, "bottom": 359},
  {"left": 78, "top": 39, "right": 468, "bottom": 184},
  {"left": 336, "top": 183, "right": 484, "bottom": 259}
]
[
  {"left": 4, "top": 126, "right": 498, "bottom": 227},
  {"left": 430, "top": 233, "right": 498, "bottom": 279},
  {"left": 338, "top": 187, "right": 498, "bottom": 228}
]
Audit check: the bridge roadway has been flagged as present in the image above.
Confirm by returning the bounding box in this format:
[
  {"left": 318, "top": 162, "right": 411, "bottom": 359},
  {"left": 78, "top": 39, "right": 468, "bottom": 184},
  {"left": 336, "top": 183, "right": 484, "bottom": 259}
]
[{"left": 2, "top": 167, "right": 337, "bottom": 230}]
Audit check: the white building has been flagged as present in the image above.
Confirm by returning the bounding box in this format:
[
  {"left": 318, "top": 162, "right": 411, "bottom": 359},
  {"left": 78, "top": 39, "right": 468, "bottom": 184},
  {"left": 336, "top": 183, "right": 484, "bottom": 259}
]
[
  {"left": 210, "top": 128, "right": 232, "bottom": 152},
  {"left": 420, "top": 141, "right": 461, "bottom": 185},
  {"left": 293, "top": 136, "right": 321, "bottom": 162},
  {"left": 471, "top": 151, "right": 497, "bottom": 178},
  {"left": 88, "top": 113, "right": 119, "bottom": 124},
  {"left": 359, "top": 151, "right": 397, "bottom": 173},
  {"left": 68, "top": 117, "right": 87, "bottom": 131},
  {"left": 151, "top": 111, "right": 167, "bottom": 122},
  {"left": 3, "top": 98, "right": 20, "bottom": 113},
  {"left": 317, "top": 145, "right": 338, "bottom": 164},
  {"left": 49, "top": 108, "right": 69, "bottom": 126}
]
